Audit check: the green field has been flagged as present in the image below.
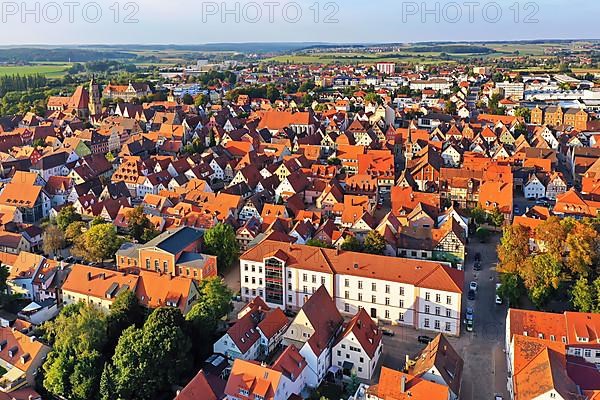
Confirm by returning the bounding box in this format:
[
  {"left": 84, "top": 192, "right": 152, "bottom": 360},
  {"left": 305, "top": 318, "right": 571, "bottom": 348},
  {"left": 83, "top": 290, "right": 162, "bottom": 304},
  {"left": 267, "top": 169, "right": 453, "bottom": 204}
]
[{"left": 0, "top": 63, "right": 72, "bottom": 77}]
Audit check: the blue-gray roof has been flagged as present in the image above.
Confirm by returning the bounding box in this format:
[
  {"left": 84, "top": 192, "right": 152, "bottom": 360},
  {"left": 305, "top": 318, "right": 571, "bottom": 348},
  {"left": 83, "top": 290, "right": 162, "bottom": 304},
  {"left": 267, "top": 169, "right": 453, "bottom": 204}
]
[{"left": 145, "top": 227, "right": 204, "bottom": 255}]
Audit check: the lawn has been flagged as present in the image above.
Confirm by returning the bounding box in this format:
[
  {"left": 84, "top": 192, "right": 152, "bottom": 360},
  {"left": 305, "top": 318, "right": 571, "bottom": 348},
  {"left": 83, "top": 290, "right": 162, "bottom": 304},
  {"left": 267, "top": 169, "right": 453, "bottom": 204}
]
[{"left": 0, "top": 63, "right": 72, "bottom": 77}]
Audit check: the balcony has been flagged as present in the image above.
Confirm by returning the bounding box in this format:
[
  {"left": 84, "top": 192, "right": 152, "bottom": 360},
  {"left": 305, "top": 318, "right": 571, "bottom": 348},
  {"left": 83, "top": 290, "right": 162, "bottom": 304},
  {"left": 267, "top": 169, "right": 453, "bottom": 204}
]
[{"left": 0, "top": 367, "right": 27, "bottom": 393}]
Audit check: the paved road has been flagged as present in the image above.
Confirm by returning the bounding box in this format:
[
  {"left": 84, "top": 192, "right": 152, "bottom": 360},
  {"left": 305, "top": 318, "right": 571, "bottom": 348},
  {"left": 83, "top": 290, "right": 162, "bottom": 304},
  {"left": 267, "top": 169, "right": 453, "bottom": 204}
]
[{"left": 372, "top": 236, "right": 510, "bottom": 399}]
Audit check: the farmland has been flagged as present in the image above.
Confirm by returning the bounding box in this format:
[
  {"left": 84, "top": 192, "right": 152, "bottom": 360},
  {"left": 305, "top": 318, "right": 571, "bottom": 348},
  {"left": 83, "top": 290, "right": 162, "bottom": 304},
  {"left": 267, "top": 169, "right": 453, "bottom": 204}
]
[{"left": 0, "top": 63, "right": 72, "bottom": 77}]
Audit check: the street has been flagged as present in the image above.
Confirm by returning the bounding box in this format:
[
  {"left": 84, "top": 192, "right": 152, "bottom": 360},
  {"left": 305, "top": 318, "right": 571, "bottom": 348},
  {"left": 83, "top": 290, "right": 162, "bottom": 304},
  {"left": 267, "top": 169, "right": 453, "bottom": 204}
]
[
  {"left": 370, "top": 236, "right": 509, "bottom": 399},
  {"left": 222, "top": 235, "right": 510, "bottom": 399}
]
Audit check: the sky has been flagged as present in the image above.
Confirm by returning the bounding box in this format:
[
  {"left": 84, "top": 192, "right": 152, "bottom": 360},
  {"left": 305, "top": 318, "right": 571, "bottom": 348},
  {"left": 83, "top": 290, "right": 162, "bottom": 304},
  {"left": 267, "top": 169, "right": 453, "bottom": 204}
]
[{"left": 0, "top": 0, "right": 597, "bottom": 45}]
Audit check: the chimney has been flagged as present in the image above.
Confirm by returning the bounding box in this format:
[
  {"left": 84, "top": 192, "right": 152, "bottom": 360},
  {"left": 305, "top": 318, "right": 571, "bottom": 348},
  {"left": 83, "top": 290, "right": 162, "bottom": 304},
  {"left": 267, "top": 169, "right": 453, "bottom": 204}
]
[
  {"left": 400, "top": 375, "right": 407, "bottom": 393},
  {"left": 353, "top": 263, "right": 359, "bottom": 269},
  {"left": 87, "top": 272, "right": 92, "bottom": 281}
]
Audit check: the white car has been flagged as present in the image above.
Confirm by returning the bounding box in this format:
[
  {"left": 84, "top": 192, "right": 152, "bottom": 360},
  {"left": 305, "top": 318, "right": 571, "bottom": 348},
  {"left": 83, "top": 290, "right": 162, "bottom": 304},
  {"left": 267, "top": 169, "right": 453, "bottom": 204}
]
[
  {"left": 469, "top": 281, "right": 478, "bottom": 292},
  {"left": 495, "top": 283, "right": 503, "bottom": 304}
]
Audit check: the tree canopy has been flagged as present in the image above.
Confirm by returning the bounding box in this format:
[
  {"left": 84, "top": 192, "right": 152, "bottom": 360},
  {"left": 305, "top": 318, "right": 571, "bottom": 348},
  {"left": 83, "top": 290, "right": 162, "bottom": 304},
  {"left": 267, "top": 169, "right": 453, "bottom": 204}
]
[{"left": 203, "top": 223, "right": 239, "bottom": 272}]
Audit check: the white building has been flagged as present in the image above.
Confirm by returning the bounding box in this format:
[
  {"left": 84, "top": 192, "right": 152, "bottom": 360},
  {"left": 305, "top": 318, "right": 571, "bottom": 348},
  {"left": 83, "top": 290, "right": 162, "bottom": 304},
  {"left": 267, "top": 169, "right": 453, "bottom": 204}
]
[
  {"left": 332, "top": 308, "right": 383, "bottom": 380},
  {"left": 240, "top": 241, "right": 464, "bottom": 337},
  {"left": 524, "top": 174, "right": 546, "bottom": 199}
]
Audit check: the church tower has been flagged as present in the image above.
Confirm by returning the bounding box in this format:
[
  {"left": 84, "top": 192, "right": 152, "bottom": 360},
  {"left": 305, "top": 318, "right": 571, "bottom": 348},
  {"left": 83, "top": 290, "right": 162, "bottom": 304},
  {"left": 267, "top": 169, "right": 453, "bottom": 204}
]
[{"left": 88, "top": 77, "right": 102, "bottom": 117}]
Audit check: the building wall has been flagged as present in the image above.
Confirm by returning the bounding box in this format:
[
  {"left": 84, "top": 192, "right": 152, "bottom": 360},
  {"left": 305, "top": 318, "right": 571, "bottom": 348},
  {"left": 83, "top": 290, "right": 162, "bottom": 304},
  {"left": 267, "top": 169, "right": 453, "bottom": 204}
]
[{"left": 332, "top": 331, "right": 382, "bottom": 380}]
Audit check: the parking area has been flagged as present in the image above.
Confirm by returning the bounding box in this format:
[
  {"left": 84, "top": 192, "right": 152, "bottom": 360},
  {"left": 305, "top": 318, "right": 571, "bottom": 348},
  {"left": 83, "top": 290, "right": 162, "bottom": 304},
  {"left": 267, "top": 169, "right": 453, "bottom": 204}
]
[{"left": 370, "top": 236, "right": 510, "bottom": 398}]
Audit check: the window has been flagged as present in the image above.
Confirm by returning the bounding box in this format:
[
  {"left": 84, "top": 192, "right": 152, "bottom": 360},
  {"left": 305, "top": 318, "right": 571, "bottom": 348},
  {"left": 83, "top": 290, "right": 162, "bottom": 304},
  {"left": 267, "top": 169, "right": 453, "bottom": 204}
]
[
  {"left": 358, "top": 281, "right": 363, "bottom": 289},
  {"left": 435, "top": 294, "right": 441, "bottom": 303},
  {"left": 154, "top": 260, "right": 159, "bottom": 270},
  {"left": 321, "top": 276, "right": 326, "bottom": 285},
  {"left": 399, "top": 299, "right": 404, "bottom": 308},
  {"left": 385, "top": 285, "right": 390, "bottom": 294},
  {"left": 424, "top": 318, "right": 430, "bottom": 328},
  {"left": 435, "top": 307, "right": 441, "bottom": 316},
  {"left": 358, "top": 293, "right": 363, "bottom": 301},
  {"left": 595, "top": 351, "right": 600, "bottom": 358},
  {"left": 288, "top": 295, "right": 292, "bottom": 303},
  {"left": 288, "top": 271, "right": 292, "bottom": 279},
  {"left": 385, "top": 310, "right": 390, "bottom": 319},
  {"left": 345, "top": 291, "right": 350, "bottom": 299},
  {"left": 434, "top": 320, "right": 440, "bottom": 330},
  {"left": 445, "top": 322, "right": 451, "bottom": 332},
  {"left": 425, "top": 305, "right": 430, "bottom": 314},
  {"left": 259, "top": 278, "right": 263, "bottom": 285},
  {"left": 399, "top": 287, "right": 405, "bottom": 296},
  {"left": 372, "top": 295, "right": 376, "bottom": 304},
  {"left": 584, "top": 349, "right": 592, "bottom": 358},
  {"left": 344, "top": 303, "right": 350, "bottom": 312},
  {"left": 145, "top": 259, "right": 150, "bottom": 269},
  {"left": 399, "top": 312, "right": 404, "bottom": 321},
  {"left": 259, "top": 266, "right": 262, "bottom": 273},
  {"left": 287, "top": 283, "right": 292, "bottom": 290},
  {"left": 252, "top": 277, "right": 256, "bottom": 284},
  {"left": 345, "top": 279, "right": 349, "bottom": 287},
  {"left": 303, "top": 274, "right": 307, "bottom": 282},
  {"left": 312, "top": 275, "right": 316, "bottom": 284},
  {"left": 385, "top": 297, "right": 390, "bottom": 306},
  {"left": 337, "top": 350, "right": 341, "bottom": 356},
  {"left": 358, "top": 367, "right": 363, "bottom": 373},
  {"left": 446, "top": 296, "right": 452, "bottom": 305},
  {"left": 372, "top": 283, "right": 376, "bottom": 291},
  {"left": 359, "top": 357, "right": 364, "bottom": 363},
  {"left": 303, "top": 286, "right": 308, "bottom": 293},
  {"left": 244, "top": 264, "right": 248, "bottom": 271},
  {"left": 574, "top": 349, "right": 582, "bottom": 356},
  {"left": 252, "top": 266, "right": 255, "bottom": 272},
  {"left": 446, "top": 309, "right": 451, "bottom": 318},
  {"left": 425, "top": 292, "right": 430, "bottom": 301}
]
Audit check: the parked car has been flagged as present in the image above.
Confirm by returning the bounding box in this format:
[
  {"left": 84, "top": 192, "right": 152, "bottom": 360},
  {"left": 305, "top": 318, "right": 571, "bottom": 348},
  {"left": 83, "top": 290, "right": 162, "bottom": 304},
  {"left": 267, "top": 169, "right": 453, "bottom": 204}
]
[
  {"left": 469, "top": 281, "right": 478, "bottom": 292},
  {"left": 465, "top": 306, "right": 474, "bottom": 321},
  {"left": 495, "top": 283, "right": 503, "bottom": 304},
  {"left": 468, "top": 289, "right": 476, "bottom": 301},
  {"left": 474, "top": 262, "right": 482, "bottom": 271},
  {"left": 381, "top": 328, "right": 395, "bottom": 337},
  {"left": 466, "top": 319, "right": 474, "bottom": 332},
  {"left": 418, "top": 335, "right": 433, "bottom": 344}
]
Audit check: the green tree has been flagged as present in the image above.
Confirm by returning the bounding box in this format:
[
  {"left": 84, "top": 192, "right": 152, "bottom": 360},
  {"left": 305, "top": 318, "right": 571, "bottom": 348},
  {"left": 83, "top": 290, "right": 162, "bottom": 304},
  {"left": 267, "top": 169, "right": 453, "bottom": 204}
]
[
  {"left": 445, "top": 100, "right": 457, "bottom": 115},
  {"left": 99, "top": 363, "right": 115, "bottom": 400},
  {"left": 194, "top": 93, "right": 207, "bottom": 107},
  {"left": 521, "top": 254, "right": 563, "bottom": 308},
  {"left": 65, "top": 221, "right": 87, "bottom": 244},
  {"left": 476, "top": 227, "right": 490, "bottom": 243},
  {"left": 182, "top": 93, "right": 194, "bottom": 105},
  {"left": 126, "top": 206, "right": 159, "bottom": 243},
  {"left": 498, "top": 273, "right": 524, "bottom": 307},
  {"left": 470, "top": 206, "right": 488, "bottom": 225},
  {"left": 341, "top": 236, "right": 362, "bottom": 252},
  {"left": 43, "top": 225, "right": 66, "bottom": 256},
  {"left": 105, "top": 290, "right": 145, "bottom": 350},
  {"left": 72, "top": 224, "right": 122, "bottom": 263},
  {"left": 571, "top": 277, "right": 595, "bottom": 312},
  {"left": 514, "top": 107, "right": 531, "bottom": 122},
  {"left": 90, "top": 216, "right": 106, "bottom": 227},
  {"left": 110, "top": 307, "right": 193, "bottom": 399},
  {"left": 203, "top": 223, "right": 239, "bottom": 273},
  {"left": 364, "top": 92, "right": 381, "bottom": 105},
  {"left": 42, "top": 304, "right": 107, "bottom": 400},
  {"left": 56, "top": 205, "right": 82, "bottom": 231},
  {"left": 363, "top": 231, "right": 386, "bottom": 255},
  {"left": 490, "top": 207, "right": 505, "bottom": 227},
  {"left": 306, "top": 239, "right": 332, "bottom": 248}
]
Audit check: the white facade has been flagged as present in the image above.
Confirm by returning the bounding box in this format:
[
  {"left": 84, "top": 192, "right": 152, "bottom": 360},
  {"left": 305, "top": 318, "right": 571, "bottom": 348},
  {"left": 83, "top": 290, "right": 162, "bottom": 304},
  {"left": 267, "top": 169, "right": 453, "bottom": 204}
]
[
  {"left": 524, "top": 176, "right": 546, "bottom": 199},
  {"left": 332, "top": 331, "right": 382, "bottom": 380},
  {"left": 240, "top": 256, "right": 462, "bottom": 336}
]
